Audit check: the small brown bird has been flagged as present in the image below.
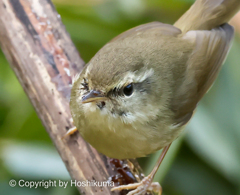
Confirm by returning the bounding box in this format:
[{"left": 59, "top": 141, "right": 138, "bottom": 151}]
[{"left": 69, "top": 0, "right": 240, "bottom": 194}]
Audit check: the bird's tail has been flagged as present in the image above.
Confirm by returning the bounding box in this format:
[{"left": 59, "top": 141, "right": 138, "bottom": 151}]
[{"left": 174, "top": 0, "right": 240, "bottom": 33}]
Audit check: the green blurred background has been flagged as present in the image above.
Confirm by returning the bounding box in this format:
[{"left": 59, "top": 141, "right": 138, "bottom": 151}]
[{"left": 1, "top": 0, "right": 240, "bottom": 194}]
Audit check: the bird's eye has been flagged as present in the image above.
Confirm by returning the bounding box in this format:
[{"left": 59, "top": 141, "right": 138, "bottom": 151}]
[{"left": 123, "top": 84, "right": 134, "bottom": 96}]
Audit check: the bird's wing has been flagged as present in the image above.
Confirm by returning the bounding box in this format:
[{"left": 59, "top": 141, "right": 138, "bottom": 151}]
[
  {"left": 110, "top": 22, "right": 182, "bottom": 42},
  {"left": 172, "top": 23, "right": 234, "bottom": 125}
]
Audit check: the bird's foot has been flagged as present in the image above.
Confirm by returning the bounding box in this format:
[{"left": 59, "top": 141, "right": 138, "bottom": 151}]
[
  {"left": 61, "top": 126, "right": 77, "bottom": 139},
  {"left": 111, "top": 175, "right": 162, "bottom": 195}
]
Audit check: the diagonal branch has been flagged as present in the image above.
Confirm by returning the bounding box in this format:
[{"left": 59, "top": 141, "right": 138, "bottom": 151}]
[{"left": 0, "top": 0, "right": 150, "bottom": 194}]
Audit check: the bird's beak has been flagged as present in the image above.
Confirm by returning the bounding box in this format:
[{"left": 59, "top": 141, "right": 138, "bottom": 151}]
[{"left": 82, "top": 90, "right": 107, "bottom": 103}]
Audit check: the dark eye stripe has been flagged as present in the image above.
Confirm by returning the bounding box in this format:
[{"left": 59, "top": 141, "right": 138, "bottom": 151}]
[
  {"left": 107, "top": 83, "right": 134, "bottom": 97},
  {"left": 81, "top": 81, "right": 89, "bottom": 90}
]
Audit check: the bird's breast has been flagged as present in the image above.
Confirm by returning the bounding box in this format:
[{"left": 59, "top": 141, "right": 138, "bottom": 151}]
[{"left": 76, "top": 103, "right": 183, "bottom": 159}]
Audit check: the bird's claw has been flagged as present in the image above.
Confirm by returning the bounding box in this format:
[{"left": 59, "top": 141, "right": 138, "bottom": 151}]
[{"left": 111, "top": 176, "right": 162, "bottom": 195}]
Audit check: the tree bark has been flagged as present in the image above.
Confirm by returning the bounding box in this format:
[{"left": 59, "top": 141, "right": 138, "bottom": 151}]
[{"left": 0, "top": 0, "right": 150, "bottom": 194}]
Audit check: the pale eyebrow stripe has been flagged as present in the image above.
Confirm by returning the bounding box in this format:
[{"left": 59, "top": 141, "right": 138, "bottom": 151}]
[{"left": 115, "top": 68, "right": 154, "bottom": 89}]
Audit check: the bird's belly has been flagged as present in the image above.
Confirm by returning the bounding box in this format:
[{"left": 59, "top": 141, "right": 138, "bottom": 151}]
[{"left": 80, "top": 118, "right": 181, "bottom": 159}]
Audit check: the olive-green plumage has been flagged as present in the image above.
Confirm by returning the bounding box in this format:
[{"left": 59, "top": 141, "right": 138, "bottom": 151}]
[
  {"left": 70, "top": 0, "right": 240, "bottom": 194},
  {"left": 70, "top": 1, "right": 239, "bottom": 193},
  {"left": 71, "top": 0, "right": 239, "bottom": 159}
]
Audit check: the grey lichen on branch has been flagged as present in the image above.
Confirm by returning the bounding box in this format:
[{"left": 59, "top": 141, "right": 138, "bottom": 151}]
[{"left": 0, "top": 0, "right": 150, "bottom": 195}]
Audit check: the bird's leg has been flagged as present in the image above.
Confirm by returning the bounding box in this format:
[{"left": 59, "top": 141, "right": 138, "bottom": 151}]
[
  {"left": 111, "top": 143, "right": 172, "bottom": 195},
  {"left": 61, "top": 126, "right": 78, "bottom": 139}
]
